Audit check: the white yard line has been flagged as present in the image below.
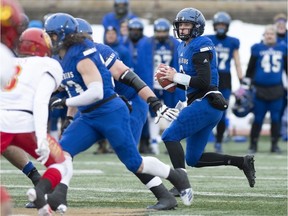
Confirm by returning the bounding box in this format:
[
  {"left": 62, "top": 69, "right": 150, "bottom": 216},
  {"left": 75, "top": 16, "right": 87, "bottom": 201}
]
[
  {"left": 0, "top": 169, "right": 286, "bottom": 180},
  {"left": 3, "top": 184, "right": 287, "bottom": 199}
]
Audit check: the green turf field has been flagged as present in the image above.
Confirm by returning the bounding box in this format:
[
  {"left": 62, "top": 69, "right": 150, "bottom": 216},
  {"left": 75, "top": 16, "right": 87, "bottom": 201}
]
[{"left": 1, "top": 136, "right": 287, "bottom": 216}]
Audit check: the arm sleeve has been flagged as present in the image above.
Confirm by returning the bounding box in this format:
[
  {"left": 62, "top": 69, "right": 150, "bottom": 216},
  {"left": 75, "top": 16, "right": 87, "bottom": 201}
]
[
  {"left": 245, "top": 55, "right": 257, "bottom": 79},
  {"left": 33, "top": 73, "right": 57, "bottom": 143},
  {"left": 189, "top": 51, "right": 211, "bottom": 89}
]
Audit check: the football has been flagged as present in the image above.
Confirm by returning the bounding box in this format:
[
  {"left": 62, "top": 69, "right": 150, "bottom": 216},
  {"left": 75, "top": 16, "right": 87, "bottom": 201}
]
[{"left": 156, "top": 72, "right": 177, "bottom": 93}]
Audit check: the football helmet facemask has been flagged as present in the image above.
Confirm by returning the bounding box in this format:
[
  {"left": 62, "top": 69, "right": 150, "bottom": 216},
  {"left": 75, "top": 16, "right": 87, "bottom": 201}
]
[{"left": 173, "top": 7, "right": 205, "bottom": 41}]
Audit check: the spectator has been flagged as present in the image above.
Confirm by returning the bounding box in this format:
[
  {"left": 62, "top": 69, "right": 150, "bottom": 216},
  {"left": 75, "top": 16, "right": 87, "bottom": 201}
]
[
  {"left": 245, "top": 25, "right": 287, "bottom": 154},
  {"left": 207, "top": 11, "right": 243, "bottom": 153}
]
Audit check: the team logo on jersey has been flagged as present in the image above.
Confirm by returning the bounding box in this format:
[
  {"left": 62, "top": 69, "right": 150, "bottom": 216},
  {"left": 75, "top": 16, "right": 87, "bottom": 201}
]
[
  {"left": 63, "top": 71, "right": 74, "bottom": 79},
  {"left": 179, "top": 57, "right": 188, "bottom": 64}
]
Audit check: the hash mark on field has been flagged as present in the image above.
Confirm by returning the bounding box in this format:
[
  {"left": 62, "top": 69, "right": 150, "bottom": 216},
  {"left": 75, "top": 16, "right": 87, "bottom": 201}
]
[{"left": 4, "top": 185, "right": 287, "bottom": 198}]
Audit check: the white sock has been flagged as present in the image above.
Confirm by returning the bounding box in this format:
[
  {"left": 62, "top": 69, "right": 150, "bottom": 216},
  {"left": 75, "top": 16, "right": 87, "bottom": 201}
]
[
  {"left": 141, "top": 156, "right": 170, "bottom": 179},
  {"left": 60, "top": 155, "right": 73, "bottom": 187},
  {"left": 146, "top": 177, "right": 162, "bottom": 189}
]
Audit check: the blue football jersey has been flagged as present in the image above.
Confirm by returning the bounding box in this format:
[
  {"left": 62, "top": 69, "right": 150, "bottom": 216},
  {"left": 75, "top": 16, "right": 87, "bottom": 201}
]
[
  {"left": 206, "top": 35, "right": 240, "bottom": 73},
  {"left": 251, "top": 42, "right": 287, "bottom": 86},
  {"left": 177, "top": 36, "right": 219, "bottom": 95},
  {"left": 60, "top": 39, "right": 119, "bottom": 113},
  {"left": 95, "top": 42, "right": 140, "bottom": 100}
]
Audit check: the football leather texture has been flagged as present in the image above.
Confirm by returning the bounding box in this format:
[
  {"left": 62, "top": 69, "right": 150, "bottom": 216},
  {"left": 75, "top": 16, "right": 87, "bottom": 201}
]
[{"left": 156, "top": 72, "right": 177, "bottom": 93}]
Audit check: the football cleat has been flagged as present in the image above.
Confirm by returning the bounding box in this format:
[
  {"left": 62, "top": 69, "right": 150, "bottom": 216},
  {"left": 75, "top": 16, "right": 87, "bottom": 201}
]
[
  {"left": 38, "top": 204, "right": 53, "bottom": 216},
  {"left": 241, "top": 155, "right": 256, "bottom": 188},
  {"left": 27, "top": 188, "right": 52, "bottom": 216},
  {"left": 25, "top": 201, "right": 36, "bottom": 208},
  {"left": 172, "top": 168, "right": 193, "bottom": 206},
  {"left": 271, "top": 145, "right": 282, "bottom": 154},
  {"left": 147, "top": 196, "right": 177, "bottom": 210},
  {"left": 169, "top": 187, "right": 180, "bottom": 197},
  {"left": 56, "top": 204, "right": 67, "bottom": 215}
]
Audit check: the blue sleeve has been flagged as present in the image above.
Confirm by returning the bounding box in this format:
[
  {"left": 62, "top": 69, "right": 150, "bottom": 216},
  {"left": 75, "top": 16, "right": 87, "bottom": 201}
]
[
  {"left": 95, "top": 43, "right": 117, "bottom": 69},
  {"left": 232, "top": 37, "right": 240, "bottom": 50}
]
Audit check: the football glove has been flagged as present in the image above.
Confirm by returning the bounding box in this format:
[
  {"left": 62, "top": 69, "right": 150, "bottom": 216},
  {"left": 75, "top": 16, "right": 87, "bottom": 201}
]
[
  {"left": 49, "top": 97, "right": 66, "bottom": 110},
  {"left": 61, "top": 116, "right": 74, "bottom": 135},
  {"left": 155, "top": 104, "right": 179, "bottom": 124},
  {"left": 35, "top": 139, "right": 50, "bottom": 165},
  {"left": 147, "top": 97, "right": 179, "bottom": 124}
]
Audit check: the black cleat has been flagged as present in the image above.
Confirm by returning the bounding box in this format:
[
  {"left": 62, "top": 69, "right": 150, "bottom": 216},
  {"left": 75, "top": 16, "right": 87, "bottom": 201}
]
[
  {"left": 25, "top": 201, "right": 36, "bottom": 208},
  {"left": 147, "top": 197, "right": 177, "bottom": 210},
  {"left": 170, "top": 168, "right": 193, "bottom": 206},
  {"left": 241, "top": 155, "right": 256, "bottom": 188},
  {"left": 271, "top": 145, "right": 282, "bottom": 154},
  {"left": 47, "top": 183, "right": 68, "bottom": 212},
  {"left": 169, "top": 187, "right": 180, "bottom": 197}
]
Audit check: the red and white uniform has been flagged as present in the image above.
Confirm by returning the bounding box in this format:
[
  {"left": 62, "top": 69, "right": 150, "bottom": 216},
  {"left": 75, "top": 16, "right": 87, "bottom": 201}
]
[
  {"left": 0, "top": 43, "right": 16, "bottom": 89},
  {"left": 0, "top": 56, "right": 65, "bottom": 165}
]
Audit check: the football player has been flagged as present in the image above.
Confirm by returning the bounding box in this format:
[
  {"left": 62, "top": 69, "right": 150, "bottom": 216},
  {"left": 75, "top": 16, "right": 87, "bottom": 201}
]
[
  {"left": 45, "top": 13, "right": 192, "bottom": 213},
  {"left": 0, "top": 0, "right": 42, "bottom": 208},
  {"left": 0, "top": 28, "right": 71, "bottom": 216},
  {"left": 157, "top": 8, "right": 256, "bottom": 196},
  {"left": 206, "top": 11, "right": 243, "bottom": 153},
  {"left": 245, "top": 25, "right": 287, "bottom": 154},
  {"left": 48, "top": 17, "right": 179, "bottom": 211}
]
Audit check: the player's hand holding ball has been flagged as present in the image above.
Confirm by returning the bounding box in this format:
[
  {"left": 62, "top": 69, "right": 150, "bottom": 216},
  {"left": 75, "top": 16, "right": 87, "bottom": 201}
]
[{"left": 155, "top": 64, "right": 177, "bottom": 93}]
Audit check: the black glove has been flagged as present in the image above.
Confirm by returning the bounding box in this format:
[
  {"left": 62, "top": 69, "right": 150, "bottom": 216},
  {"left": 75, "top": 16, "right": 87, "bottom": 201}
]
[
  {"left": 147, "top": 97, "right": 162, "bottom": 114},
  {"left": 61, "top": 116, "right": 73, "bottom": 135},
  {"left": 147, "top": 97, "right": 179, "bottom": 124},
  {"left": 49, "top": 97, "right": 66, "bottom": 110}
]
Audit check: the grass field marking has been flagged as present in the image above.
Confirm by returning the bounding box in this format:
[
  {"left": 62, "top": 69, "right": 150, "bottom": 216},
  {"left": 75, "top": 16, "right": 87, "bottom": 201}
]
[
  {"left": 1, "top": 169, "right": 286, "bottom": 180},
  {"left": 4, "top": 185, "right": 287, "bottom": 199},
  {"left": 0, "top": 169, "right": 103, "bottom": 174}
]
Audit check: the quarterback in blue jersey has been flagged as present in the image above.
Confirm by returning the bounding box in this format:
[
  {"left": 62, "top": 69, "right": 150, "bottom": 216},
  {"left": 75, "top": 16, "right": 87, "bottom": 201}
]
[
  {"left": 245, "top": 25, "right": 287, "bottom": 154},
  {"left": 157, "top": 8, "right": 256, "bottom": 196},
  {"left": 206, "top": 11, "right": 243, "bottom": 153},
  {"left": 44, "top": 13, "right": 192, "bottom": 212}
]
